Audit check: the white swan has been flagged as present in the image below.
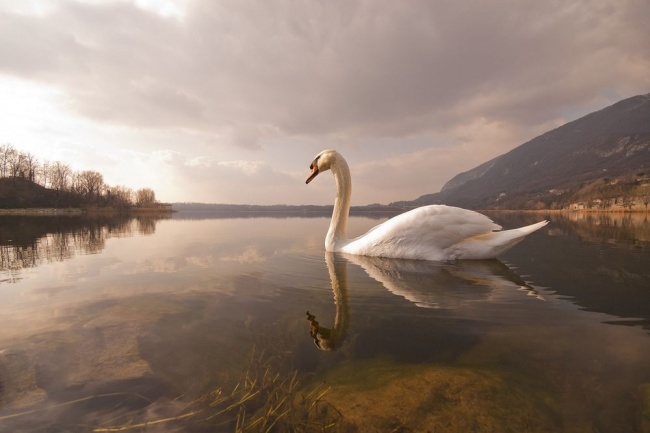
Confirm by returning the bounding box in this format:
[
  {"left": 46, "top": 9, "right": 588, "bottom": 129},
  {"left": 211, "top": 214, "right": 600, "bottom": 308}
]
[{"left": 305, "top": 149, "right": 548, "bottom": 261}]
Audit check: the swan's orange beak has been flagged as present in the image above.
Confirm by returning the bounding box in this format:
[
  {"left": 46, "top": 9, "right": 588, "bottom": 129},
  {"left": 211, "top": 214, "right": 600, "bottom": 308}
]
[{"left": 306, "top": 162, "right": 319, "bottom": 184}]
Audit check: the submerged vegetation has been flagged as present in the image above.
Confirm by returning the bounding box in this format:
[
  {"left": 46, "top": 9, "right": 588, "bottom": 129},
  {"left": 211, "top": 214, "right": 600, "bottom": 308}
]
[
  {"left": 88, "top": 349, "right": 650, "bottom": 432},
  {"left": 88, "top": 348, "right": 351, "bottom": 433}
]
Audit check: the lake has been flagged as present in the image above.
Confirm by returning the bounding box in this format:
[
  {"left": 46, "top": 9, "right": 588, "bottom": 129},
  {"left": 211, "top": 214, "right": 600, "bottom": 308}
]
[{"left": 1, "top": 211, "right": 649, "bottom": 432}]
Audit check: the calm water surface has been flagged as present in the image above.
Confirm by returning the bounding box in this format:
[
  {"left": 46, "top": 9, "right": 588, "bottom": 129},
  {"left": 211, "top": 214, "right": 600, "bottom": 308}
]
[{"left": 0, "top": 212, "right": 649, "bottom": 432}]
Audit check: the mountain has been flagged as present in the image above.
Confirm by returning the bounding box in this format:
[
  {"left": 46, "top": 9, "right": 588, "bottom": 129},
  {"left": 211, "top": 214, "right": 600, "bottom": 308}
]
[{"left": 403, "top": 93, "right": 650, "bottom": 210}]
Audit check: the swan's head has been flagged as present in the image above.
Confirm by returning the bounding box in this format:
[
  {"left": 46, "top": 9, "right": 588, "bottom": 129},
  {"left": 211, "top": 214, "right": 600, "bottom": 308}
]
[{"left": 306, "top": 149, "right": 339, "bottom": 184}]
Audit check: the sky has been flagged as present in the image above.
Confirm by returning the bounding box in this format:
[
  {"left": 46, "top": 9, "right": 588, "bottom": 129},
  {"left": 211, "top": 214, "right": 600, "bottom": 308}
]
[{"left": 1, "top": 0, "right": 649, "bottom": 205}]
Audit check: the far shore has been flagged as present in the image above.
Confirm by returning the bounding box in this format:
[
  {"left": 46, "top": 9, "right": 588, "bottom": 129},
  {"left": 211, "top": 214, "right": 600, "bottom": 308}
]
[
  {"left": 482, "top": 208, "right": 650, "bottom": 214},
  {"left": 2, "top": 207, "right": 648, "bottom": 217},
  {"left": 0, "top": 207, "right": 175, "bottom": 216},
  {"left": 0, "top": 208, "right": 83, "bottom": 215}
]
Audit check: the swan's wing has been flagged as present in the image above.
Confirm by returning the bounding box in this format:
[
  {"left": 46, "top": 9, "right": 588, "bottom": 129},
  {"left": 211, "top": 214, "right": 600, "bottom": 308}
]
[{"left": 341, "top": 205, "right": 501, "bottom": 260}]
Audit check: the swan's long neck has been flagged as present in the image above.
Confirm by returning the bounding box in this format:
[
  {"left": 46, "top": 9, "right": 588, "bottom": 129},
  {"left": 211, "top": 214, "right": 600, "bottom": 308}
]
[{"left": 326, "top": 155, "right": 351, "bottom": 251}]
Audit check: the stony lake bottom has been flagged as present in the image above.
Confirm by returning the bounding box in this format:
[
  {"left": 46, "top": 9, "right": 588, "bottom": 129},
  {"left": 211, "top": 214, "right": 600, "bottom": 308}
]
[{"left": 0, "top": 211, "right": 649, "bottom": 432}]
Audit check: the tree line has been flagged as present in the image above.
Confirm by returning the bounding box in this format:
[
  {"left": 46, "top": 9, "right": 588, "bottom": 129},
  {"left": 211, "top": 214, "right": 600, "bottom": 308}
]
[{"left": 0, "top": 143, "right": 157, "bottom": 207}]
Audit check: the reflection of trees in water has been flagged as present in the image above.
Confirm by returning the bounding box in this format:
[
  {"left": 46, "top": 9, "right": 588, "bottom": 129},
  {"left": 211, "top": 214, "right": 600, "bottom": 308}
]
[
  {"left": 487, "top": 211, "right": 650, "bottom": 248},
  {"left": 558, "top": 211, "right": 649, "bottom": 227},
  {"left": 550, "top": 212, "right": 650, "bottom": 247},
  {"left": 0, "top": 215, "right": 169, "bottom": 281},
  {"left": 135, "top": 216, "right": 157, "bottom": 235},
  {"left": 487, "top": 211, "right": 650, "bottom": 329}
]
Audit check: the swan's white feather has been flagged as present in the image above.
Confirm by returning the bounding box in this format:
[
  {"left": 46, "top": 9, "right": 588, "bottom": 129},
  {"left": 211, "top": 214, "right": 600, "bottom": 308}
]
[
  {"left": 340, "top": 205, "right": 496, "bottom": 259},
  {"left": 339, "top": 205, "right": 547, "bottom": 260},
  {"left": 307, "top": 149, "right": 548, "bottom": 261}
]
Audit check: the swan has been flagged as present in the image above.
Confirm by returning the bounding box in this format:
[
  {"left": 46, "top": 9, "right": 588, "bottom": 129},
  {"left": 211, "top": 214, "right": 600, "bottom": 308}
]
[{"left": 305, "top": 149, "right": 548, "bottom": 261}]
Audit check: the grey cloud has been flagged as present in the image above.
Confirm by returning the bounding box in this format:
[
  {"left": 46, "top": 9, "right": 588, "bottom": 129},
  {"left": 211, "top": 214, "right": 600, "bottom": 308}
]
[
  {"left": 1, "top": 0, "right": 649, "bottom": 148},
  {"left": 165, "top": 153, "right": 305, "bottom": 204}
]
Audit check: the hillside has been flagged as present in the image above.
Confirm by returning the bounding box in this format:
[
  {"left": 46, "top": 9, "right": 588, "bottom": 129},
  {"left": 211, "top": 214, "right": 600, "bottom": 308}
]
[
  {"left": 403, "top": 93, "right": 650, "bottom": 210},
  {"left": 0, "top": 177, "right": 85, "bottom": 208},
  {"left": 0, "top": 178, "right": 172, "bottom": 212}
]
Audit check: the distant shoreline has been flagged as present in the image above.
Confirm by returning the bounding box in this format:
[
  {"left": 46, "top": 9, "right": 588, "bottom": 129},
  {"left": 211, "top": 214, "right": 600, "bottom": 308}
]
[
  {"left": 482, "top": 208, "right": 650, "bottom": 214},
  {"left": 0, "top": 208, "right": 84, "bottom": 215},
  {"left": 0, "top": 207, "right": 175, "bottom": 216},
  {"left": 1, "top": 207, "right": 647, "bottom": 217}
]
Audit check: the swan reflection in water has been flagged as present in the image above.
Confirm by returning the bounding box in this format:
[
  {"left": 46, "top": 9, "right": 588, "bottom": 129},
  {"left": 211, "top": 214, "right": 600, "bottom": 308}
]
[
  {"left": 307, "top": 252, "right": 543, "bottom": 350},
  {"left": 307, "top": 253, "right": 351, "bottom": 351}
]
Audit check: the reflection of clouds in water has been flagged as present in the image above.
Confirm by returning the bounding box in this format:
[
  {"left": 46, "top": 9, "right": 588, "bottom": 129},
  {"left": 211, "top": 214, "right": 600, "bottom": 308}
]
[
  {"left": 192, "top": 244, "right": 308, "bottom": 266},
  {"left": 186, "top": 254, "right": 217, "bottom": 267},
  {"left": 0, "top": 217, "right": 325, "bottom": 423},
  {"left": 148, "top": 258, "right": 180, "bottom": 273},
  {"left": 108, "top": 244, "right": 286, "bottom": 274},
  {"left": 219, "top": 247, "right": 267, "bottom": 264},
  {"left": 119, "top": 248, "right": 271, "bottom": 272},
  {"left": 116, "top": 257, "right": 180, "bottom": 274}
]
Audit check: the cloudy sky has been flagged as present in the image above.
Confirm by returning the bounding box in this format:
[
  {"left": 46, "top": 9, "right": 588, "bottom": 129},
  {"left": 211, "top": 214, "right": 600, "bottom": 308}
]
[{"left": 1, "top": 0, "right": 648, "bottom": 205}]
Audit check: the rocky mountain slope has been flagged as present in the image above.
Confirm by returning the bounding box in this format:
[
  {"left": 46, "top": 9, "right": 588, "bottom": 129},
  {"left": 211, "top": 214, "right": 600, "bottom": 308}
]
[{"left": 403, "top": 93, "right": 650, "bottom": 210}]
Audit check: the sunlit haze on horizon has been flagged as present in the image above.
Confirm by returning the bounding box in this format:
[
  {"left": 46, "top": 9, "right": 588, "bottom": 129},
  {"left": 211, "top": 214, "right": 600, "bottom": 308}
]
[{"left": 1, "top": 0, "right": 649, "bottom": 205}]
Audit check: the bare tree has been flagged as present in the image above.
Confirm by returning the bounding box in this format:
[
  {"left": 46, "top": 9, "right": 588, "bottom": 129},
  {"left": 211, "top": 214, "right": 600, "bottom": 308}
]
[
  {"left": 135, "top": 188, "right": 156, "bottom": 206},
  {"left": 106, "top": 185, "right": 134, "bottom": 206},
  {"left": 75, "top": 170, "right": 104, "bottom": 201},
  {"left": 23, "top": 152, "right": 39, "bottom": 182},
  {"left": 70, "top": 172, "right": 81, "bottom": 195},
  {"left": 38, "top": 161, "right": 51, "bottom": 188},
  {"left": 0, "top": 143, "right": 15, "bottom": 178},
  {"left": 51, "top": 161, "right": 72, "bottom": 191},
  {"left": 6, "top": 147, "right": 20, "bottom": 177}
]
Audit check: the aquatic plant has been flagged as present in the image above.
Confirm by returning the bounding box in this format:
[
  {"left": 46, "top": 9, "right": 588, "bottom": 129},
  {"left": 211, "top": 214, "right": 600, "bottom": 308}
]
[{"left": 89, "top": 347, "right": 353, "bottom": 432}]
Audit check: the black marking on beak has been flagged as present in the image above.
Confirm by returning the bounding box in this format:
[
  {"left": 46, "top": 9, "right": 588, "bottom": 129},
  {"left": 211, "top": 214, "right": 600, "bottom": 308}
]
[{"left": 306, "top": 162, "right": 319, "bottom": 184}]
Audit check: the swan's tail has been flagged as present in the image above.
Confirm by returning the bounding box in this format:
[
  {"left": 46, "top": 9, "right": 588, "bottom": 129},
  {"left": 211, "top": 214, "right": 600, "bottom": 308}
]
[
  {"left": 452, "top": 220, "right": 549, "bottom": 260},
  {"left": 507, "top": 220, "right": 549, "bottom": 237}
]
